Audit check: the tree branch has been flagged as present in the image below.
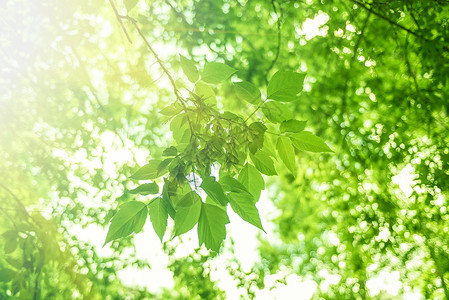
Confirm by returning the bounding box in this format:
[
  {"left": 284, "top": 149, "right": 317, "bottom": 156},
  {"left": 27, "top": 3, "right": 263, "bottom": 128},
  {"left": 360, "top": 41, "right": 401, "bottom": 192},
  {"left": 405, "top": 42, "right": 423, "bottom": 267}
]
[
  {"left": 265, "top": 0, "right": 282, "bottom": 84},
  {"left": 108, "top": 0, "right": 132, "bottom": 43},
  {"left": 340, "top": 11, "right": 371, "bottom": 121},
  {"left": 349, "top": 0, "right": 426, "bottom": 40}
]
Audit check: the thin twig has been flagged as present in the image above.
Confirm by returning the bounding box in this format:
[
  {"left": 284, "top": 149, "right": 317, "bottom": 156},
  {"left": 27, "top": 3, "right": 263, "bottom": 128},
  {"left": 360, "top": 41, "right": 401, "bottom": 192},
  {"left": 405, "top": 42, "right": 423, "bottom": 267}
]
[
  {"left": 0, "top": 207, "right": 19, "bottom": 231},
  {"left": 125, "top": 17, "right": 181, "bottom": 99},
  {"left": 108, "top": 0, "right": 132, "bottom": 43},
  {"left": 114, "top": 13, "right": 196, "bottom": 135},
  {"left": 245, "top": 99, "right": 268, "bottom": 122},
  {"left": 349, "top": 0, "right": 426, "bottom": 40},
  {"left": 340, "top": 11, "right": 371, "bottom": 121},
  {"left": 0, "top": 182, "right": 38, "bottom": 225},
  {"left": 265, "top": 0, "right": 282, "bottom": 84}
]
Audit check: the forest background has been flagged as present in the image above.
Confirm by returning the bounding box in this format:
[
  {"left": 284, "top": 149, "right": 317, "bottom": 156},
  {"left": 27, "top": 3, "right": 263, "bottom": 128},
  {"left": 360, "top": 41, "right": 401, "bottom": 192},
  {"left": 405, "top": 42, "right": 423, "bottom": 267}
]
[{"left": 1, "top": 0, "right": 449, "bottom": 299}]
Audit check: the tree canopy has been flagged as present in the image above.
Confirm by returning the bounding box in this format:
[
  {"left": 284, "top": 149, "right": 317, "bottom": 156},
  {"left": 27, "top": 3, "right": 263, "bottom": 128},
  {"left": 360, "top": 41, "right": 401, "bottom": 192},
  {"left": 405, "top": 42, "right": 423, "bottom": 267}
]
[{"left": 1, "top": 0, "right": 449, "bottom": 299}]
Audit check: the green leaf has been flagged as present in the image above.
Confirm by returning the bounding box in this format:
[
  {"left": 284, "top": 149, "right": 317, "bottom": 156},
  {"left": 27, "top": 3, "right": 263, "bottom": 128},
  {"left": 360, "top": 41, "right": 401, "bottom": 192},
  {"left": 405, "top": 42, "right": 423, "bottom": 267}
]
[
  {"left": 280, "top": 119, "right": 307, "bottom": 133},
  {"left": 130, "top": 160, "right": 163, "bottom": 180},
  {"left": 249, "top": 121, "right": 267, "bottom": 134},
  {"left": 238, "top": 163, "right": 265, "bottom": 201},
  {"left": 124, "top": 0, "right": 138, "bottom": 12},
  {"left": 248, "top": 122, "right": 266, "bottom": 154},
  {"left": 128, "top": 182, "right": 159, "bottom": 195},
  {"left": 170, "top": 114, "right": 187, "bottom": 132},
  {"left": 170, "top": 114, "right": 191, "bottom": 145},
  {"left": 250, "top": 150, "right": 277, "bottom": 176},
  {"left": 222, "top": 111, "right": 239, "bottom": 119},
  {"left": 276, "top": 136, "right": 296, "bottom": 174},
  {"left": 228, "top": 192, "right": 265, "bottom": 231},
  {"left": 162, "top": 146, "right": 177, "bottom": 156},
  {"left": 289, "top": 131, "right": 333, "bottom": 152},
  {"left": 267, "top": 71, "right": 306, "bottom": 102},
  {"left": 0, "top": 267, "right": 15, "bottom": 282},
  {"left": 233, "top": 81, "right": 261, "bottom": 104},
  {"left": 262, "top": 101, "right": 293, "bottom": 124},
  {"left": 205, "top": 196, "right": 226, "bottom": 210},
  {"left": 159, "top": 104, "right": 183, "bottom": 116},
  {"left": 174, "top": 191, "right": 202, "bottom": 236},
  {"left": 195, "top": 81, "right": 216, "bottom": 104},
  {"left": 201, "top": 176, "right": 228, "bottom": 206},
  {"left": 104, "top": 201, "right": 148, "bottom": 246},
  {"left": 201, "top": 62, "right": 237, "bottom": 84},
  {"left": 158, "top": 158, "right": 173, "bottom": 174},
  {"left": 148, "top": 197, "right": 168, "bottom": 242},
  {"left": 219, "top": 175, "right": 251, "bottom": 194},
  {"left": 198, "top": 203, "right": 230, "bottom": 252},
  {"left": 180, "top": 55, "right": 199, "bottom": 82},
  {"left": 162, "top": 179, "right": 177, "bottom": 219}
]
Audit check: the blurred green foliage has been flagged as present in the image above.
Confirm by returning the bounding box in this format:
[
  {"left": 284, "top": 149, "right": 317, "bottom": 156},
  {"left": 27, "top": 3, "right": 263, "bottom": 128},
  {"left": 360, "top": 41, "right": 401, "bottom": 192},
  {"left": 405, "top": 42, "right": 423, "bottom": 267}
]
[{"left": 1, "top": 0, "right": 448, "bottom": 299}]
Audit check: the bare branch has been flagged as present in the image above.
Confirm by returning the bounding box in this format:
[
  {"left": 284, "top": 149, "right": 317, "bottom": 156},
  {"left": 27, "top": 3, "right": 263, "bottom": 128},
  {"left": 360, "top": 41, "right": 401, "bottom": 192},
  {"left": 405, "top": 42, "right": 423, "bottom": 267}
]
[{"left": 108, "top": 0, "right": 133, "bottom": 43}]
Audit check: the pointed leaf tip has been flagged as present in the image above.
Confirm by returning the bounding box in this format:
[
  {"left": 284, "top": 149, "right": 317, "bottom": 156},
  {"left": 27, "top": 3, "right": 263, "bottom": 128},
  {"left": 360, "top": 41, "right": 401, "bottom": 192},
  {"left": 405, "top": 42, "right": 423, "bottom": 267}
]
[
  {"left": 104, "top": 201, "right": 148, "bottom": 246},
  {"left": 267, "top": 71, "right": 306, "bottom": 102},
  {"left": 201, "top": 62, "right": 237, "bottom": 84}
]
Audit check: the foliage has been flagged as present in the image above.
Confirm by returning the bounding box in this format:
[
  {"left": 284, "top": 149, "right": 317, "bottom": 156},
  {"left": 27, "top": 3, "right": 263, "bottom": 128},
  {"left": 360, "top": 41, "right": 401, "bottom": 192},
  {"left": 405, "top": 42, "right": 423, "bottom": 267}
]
[
  {"left": 1, "top": 0, "right": 449, "bottom": 299},
  {"left": 103, "top": 51, "right": 331, "bottom": 251}
]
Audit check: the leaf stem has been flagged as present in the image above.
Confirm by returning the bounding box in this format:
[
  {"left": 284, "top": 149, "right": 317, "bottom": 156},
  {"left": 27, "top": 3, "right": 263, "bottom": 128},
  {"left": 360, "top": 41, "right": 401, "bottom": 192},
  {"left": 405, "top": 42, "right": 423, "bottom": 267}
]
[{"left": 245, "top": 99, "right": 268, "bottom": 122}]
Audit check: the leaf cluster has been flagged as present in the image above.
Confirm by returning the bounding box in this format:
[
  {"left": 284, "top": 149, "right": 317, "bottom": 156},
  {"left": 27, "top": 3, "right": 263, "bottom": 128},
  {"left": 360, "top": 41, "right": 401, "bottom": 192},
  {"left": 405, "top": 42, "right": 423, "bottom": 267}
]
[{"left": 105, "top": 58, "right": 332, "bottom": 252}]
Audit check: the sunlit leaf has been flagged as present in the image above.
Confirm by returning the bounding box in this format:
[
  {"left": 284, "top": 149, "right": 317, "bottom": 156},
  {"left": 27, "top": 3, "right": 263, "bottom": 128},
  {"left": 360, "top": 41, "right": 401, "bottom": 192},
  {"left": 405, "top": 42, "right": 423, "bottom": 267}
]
[
  {"left": 148, "top": 197, "right": 168, "bottom": 242},
  {"left": 220, "top": 175, "right": 251, "bottom": 194},
  {"left": 280, "top": 119, "right": 307, "bottom": 133},
  {"left": 130, "top": 160, "right": 163, "bottom": 180},
  {"left": 262, "top": 101, "right": 293, "bottom": 124},
  {"left": 162, "top": 179, "right": 177, "bottom": 219},
  {"left": 198, "top": 203, "right": 229, "bottom": 252},
  {"left": 124, "top": 0, "right": 138, "bottom": 12},
  {"left": 104, "top": 201, "right": 148, "bottom": 246},
  {"left": 267, "top": 71, "right": 306, "bottom": 102},
  {"left": 174, "top": 191, "right": 202, "bottom": 236},
  {"left": 289, "top": 131, "right": 333, "bottom": 152},
  {"left": 205, "top": 196, "right": 226, "bottom": 210},
  {"left": 128, "top": 182, "right": 159, "bottom": 195},
  {"left": 159, "top": 104, "right": 183, "bottom": 116},
  {"left": 233, "top": 81, "right": 261, "bottom": 104},
  {"left": 170, "top": 114, "right": 191, "bottom": 145},
  {"left": 276, "top": 136, "right": 296, "bottom": 174},
  {"left": 195, "top": 81, "right": 216, "bottom": 104},
  {"left": 228, "top": 192, "right": 265, "bottom": 231},
  {"left": 201, "top": 62, "right": 237, "bottom": 84},
  {"left": 250, "top": 150, "right": 277, "bottom": 176},
  {"left": 238, "top": 163, "right": 265, "bottom": 201},
  {"left": 201, "top": 176, "right": 228, "bottom": 206},
  {"left": 180, "top": 55, "right": 199, "bottom": 82},
  {"left": 162, "top": 146, "right": 177, "bottom": 157}
]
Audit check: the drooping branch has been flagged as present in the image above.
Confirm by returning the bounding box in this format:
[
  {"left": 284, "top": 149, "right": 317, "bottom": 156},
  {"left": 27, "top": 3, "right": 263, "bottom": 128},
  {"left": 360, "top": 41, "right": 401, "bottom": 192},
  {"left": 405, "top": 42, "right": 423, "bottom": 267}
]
[
  {"left": 123, "top": 16, "right": 182, "bottom": 100},
  {"left": 0, "top": 182, "right": 38, "bottom": 225},
  {"left": 265, "top": 0, "right": 282, "bottom": 84},
  {"left": 108, "top": 1, "right": 196, "bottom": 136},
  {"left": 108, "top": 0, "right": 132, "bottom": 43},
  {"left": 349, "top": 0, "right": 426, "bottom": 40}
]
